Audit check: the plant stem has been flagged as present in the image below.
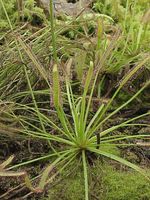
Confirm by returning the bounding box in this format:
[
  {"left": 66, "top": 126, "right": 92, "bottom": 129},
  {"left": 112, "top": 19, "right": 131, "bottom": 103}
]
[
  {"left": 50, "top": 0, "right": 57, "bottom": 63},
  {"left": 17, "top": 0, "right": 24, "bottom": 21},
  {"left": 82, "top": 150, "right": 89, "bottom": 200}
]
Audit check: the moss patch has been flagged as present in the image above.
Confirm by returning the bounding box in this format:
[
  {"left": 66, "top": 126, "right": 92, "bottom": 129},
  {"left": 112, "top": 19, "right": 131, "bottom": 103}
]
[{"left": 46, "top": 161, "right": 150, "bottom": 200}]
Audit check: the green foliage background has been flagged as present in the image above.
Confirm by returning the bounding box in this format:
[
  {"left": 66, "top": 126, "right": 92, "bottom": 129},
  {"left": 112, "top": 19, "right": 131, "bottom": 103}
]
[{"left": 0, "top": 0, "right": 45, "bottom": 30}]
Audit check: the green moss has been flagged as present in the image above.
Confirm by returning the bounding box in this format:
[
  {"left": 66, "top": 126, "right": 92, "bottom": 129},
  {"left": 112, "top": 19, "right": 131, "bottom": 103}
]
[
  {"left": 94, "top": 163, "right": 150, "bottom": 200},
  {"left": 0, "top": 0, "right": 46, "bottom": 31},
  {"left": 46, "top": 162, "right": 150, "bottom": 200},
  {"left": 47, "top": 173, "right": 84, "bottom": 200}
]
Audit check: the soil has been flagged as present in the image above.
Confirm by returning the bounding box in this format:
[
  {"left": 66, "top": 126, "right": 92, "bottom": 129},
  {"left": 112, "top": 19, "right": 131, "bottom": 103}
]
[{"left": 0, "top": 139, "right": 51, "bottom": 200}]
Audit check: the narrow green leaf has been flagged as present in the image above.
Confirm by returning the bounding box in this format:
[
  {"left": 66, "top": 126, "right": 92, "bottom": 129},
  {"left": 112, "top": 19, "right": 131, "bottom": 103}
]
[
  {"left": 80, "top": 61, "right": 94, "bottom": 133},
  {"left": 86, "top": 103, "right": 104, "bottom": 138},
  {"left": 53, "top": 64, "right": 60, "bottom": 108},
  {"left": 89, "top": 148, "right": 150, "bottom": 180}
]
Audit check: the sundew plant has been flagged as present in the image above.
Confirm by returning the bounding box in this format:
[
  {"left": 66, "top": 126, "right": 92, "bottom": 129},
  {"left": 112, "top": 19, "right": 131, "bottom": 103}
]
[{"left": 3, "top": 56, "right": 150, "bottom": 200}]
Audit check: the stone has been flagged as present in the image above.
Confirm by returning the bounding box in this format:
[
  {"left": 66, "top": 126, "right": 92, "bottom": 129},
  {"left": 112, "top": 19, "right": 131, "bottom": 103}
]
[{"left": 36, "top": 0, "right": 91, "bottom": 16}]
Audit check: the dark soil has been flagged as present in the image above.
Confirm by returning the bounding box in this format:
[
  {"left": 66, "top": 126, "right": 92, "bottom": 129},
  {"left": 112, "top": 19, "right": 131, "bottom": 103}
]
[{"left": 0, "top": 139, "right": 51, "bottom": 200}]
